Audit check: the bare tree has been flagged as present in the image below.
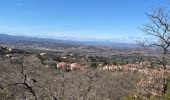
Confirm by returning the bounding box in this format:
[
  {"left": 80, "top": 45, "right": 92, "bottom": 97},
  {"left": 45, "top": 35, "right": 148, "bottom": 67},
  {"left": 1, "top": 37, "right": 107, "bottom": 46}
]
[{"left": 140, "top": 7, "right": 170, "bottom": 93}]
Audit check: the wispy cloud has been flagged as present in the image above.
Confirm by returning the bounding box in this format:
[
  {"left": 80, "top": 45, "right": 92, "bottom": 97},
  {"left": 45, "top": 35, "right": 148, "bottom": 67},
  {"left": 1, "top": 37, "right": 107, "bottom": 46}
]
[
  {"left": 21, "top": 11, "right": 33, "bottom": 17},
  {"left": 0, "top": 25, "right": 144, "bottom": 43},
  {"left": 26, "top": 11, "right": 33, "bottom": 14},
  {"left": 16, "top": 2, "right": 24, "bottom": 6}
]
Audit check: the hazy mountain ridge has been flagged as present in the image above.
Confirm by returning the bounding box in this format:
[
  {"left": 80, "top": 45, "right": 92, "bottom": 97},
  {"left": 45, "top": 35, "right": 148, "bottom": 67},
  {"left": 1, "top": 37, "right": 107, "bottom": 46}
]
[{"left": 0, "top": 33, "right": 136, "bottom": 48}]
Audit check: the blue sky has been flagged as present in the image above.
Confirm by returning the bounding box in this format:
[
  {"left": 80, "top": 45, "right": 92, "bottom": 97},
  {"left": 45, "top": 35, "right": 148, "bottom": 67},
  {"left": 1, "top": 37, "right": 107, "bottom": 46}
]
[{"left": 0, "top": 0, "right": 169, "bottom": 42}]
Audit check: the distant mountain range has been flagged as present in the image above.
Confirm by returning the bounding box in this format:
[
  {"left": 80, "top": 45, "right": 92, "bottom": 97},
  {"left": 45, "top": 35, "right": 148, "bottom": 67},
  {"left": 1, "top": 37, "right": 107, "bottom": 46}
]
[{"left": 0, "top": 33, "right": 137, "bottom": 48}]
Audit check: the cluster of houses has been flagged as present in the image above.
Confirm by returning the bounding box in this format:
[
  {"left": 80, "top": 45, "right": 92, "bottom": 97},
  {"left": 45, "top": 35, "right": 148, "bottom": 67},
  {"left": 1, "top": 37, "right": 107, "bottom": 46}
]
[
  {"left": 41, "top": 50, "right": 170, "bottom": 74},
  {"left": 101, "top": 63, "right": 138, "bottom": 72},
  {"left": 0, "top": 46, "right": 29, "bottom": 60},
  {"left": 2, "top": 46, "right": 170, "bottom": 75},
  {"left": 0, "top": 46, "right": 12, "bottom": 53},
  {"left": 100, "top": 62, "right": 170, "bottom": 97},
  {"left": 56, "top": 62, "right": 86, "bottom": 70},
  {"left": 0, "top": 46, "right": 13, "bottom": 58}
]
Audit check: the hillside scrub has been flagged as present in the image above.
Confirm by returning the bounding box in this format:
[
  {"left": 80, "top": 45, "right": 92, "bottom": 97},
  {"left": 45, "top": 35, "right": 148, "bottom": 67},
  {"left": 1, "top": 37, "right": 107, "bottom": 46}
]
[{"left": 0, "top": 54, "right": 136, "bottom": 100}]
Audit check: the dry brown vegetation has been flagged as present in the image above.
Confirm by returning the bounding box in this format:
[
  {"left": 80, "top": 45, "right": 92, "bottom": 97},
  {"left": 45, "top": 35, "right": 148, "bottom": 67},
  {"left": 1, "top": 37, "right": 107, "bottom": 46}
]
[{"left": 0, "top": 54, "right": 136, "bottom": 100}]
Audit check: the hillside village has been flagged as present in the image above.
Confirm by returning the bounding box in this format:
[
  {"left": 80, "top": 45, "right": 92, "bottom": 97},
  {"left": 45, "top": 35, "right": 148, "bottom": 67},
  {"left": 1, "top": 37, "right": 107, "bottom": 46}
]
[
  {"left": 2, "top": 0, "right": 170, "bottom": 99},
  {"left": 1, "top": 46, "right": 170, "bottom": 99}
]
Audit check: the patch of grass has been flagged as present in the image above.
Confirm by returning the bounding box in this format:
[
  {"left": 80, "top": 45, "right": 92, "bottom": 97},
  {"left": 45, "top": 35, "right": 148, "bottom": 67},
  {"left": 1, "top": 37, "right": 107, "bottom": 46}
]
[
  {"left": 123, "top": 89, "right": 142, "bottom": 100},
  {"left": 165, "top": 76, "right": 170, "bottom": 100}
]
